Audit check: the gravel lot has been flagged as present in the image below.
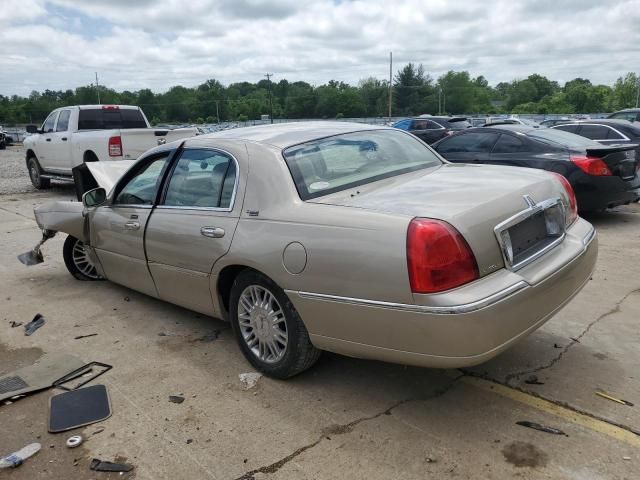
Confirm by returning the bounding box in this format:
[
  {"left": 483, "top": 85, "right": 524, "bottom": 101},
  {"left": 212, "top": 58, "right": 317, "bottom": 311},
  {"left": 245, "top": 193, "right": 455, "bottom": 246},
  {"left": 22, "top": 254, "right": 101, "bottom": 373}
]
[{"left": 0, "top": 145, "right": 74, "bottom": 196}]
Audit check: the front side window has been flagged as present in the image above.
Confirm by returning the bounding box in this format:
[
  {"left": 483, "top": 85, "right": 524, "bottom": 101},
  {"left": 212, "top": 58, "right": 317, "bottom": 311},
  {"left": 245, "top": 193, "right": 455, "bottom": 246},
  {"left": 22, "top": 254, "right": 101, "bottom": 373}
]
[
  {"left": 436, "top": 132, "right": 499, "bottom": 154},
  {"left": 56, "top": 110, "right": 71, "bottom": 132},
  {"left": 283, "top": 130, "right": 442, "bottom": 200},
  {"left": 447, "top": 119, "right": 472, "bottom": 130},
  {"left": 609, "top": 112, "right": 636, "bottom": 121},
  {"left": 114, "top": 154, "right": 170, "bottom": 205},
  {"left": 42, "top": 112, "right": 58, "bottom": 133},
  {"left": 164, "top": 149, "right": 237, "bottom": 209},
  {"left": 392, "top": 120, "right": 411, "bottom": 131}
]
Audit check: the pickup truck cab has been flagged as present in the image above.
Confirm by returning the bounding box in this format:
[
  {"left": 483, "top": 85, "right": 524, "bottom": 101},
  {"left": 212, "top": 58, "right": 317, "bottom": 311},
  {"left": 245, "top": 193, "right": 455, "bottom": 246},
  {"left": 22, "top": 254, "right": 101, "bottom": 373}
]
[{"left": 24, "top": 105, "right": 197, "bottom": 189}]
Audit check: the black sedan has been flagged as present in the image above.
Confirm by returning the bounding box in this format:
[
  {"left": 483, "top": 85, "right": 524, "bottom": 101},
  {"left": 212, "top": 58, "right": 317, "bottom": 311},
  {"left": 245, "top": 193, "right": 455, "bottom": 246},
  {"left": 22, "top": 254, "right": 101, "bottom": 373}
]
[
  {"left": 392, "top": 116, "right": 471, "bottom": 144},
  {"left": 432, "top": 125, "right": 640, "bottom": 212},
  {"left": 551, "top": 119, "right": 640, "bottom": 159}
]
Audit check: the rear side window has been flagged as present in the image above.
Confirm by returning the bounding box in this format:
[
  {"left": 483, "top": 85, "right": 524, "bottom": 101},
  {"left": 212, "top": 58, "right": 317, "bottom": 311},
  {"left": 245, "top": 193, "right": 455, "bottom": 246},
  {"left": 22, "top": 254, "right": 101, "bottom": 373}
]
[
  {"left": 492, "top": 134, "right": 531, "bottom": 153},
  {"left": 609, "top": 112, "right": 637, "bottom": 121},
  {"left": 392, "top": 120, "right": 412, "bottom": 131},
  {"left": 78, "top": 108, "right": 147, "bottom": 130},
  {"left": 530, "top": 128, "right": 603, "bottom": 149},
  {"left": 606, "top": 127, "right": 625, "bottom": 140},
  {"left": 448, "top": 119, "right": 472, "bottom": 130},
  {"left": 553, "top": 124, "right": 579, "bottom": 134},
  {"left": 56, "top": 110, "right": 71, "bottom": 132},
  {"left": 411, "top": 120, "right": 431, "bottom": 130},
  {"left": 436, "top": 132, "right": 499, "bottom": 153},
  {"left": 578, "top": 125, "right": 609, "bottom": 140}
]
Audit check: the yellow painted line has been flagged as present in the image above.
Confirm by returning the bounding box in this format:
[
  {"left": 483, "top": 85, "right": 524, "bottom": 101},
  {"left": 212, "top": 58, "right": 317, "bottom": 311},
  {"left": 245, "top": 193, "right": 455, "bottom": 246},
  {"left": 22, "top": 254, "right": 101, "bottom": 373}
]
[{"left": 461, "top": 376, "right": 640, "bottom": 447}]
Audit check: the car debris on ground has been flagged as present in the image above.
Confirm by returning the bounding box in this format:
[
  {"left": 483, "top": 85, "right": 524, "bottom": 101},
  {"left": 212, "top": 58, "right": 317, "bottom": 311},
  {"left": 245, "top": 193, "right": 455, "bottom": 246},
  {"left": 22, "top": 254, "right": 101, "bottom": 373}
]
[
  {"left": 48, "top": 384, "right": 112, "bottom": 433},
  {"left": 24, "top": 313, "right": 45, "bottom": 336},
  {"left": 0, "top": 442, "right": 41, "bottom": 469},
  {"left": 516, "top": 421, "right": 568, "bottom": 436},
  {"left": 169, "top": 395, "right": 185, "bottom": 404},
  {"left": 89, "top": 458, "right": 134, "bottom": 473},
  {"left": 524, "top": 374, "right": 545, "bottom": 385},
  {"left": 595, "top": 390, "right": 634, "bottom": 406},
  {"left": 239, "top": 372, "right": 262, "bottom": 390},
  {"left": 65, "top": 435, "right": 83, "bottom": 448}
]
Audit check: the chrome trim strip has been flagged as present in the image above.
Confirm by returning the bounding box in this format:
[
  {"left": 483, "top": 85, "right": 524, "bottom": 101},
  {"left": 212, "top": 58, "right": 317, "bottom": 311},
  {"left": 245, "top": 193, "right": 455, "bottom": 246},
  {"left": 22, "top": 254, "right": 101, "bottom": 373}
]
[
  {"left": 582, "top": 225, "right": 596, "bottom": 247},
  {"left": 294, "top": 281, "right": 528, "bottom": 315}
]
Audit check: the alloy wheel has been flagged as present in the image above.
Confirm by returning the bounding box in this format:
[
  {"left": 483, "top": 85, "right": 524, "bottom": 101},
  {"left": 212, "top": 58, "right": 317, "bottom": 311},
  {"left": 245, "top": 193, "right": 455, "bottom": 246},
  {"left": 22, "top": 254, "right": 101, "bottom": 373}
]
[
  {"left": 71, "top": 239, "right": 100, "bottom": 279},
  {"left": 237, "top": 285, "right": 288, "bottom": 364}
]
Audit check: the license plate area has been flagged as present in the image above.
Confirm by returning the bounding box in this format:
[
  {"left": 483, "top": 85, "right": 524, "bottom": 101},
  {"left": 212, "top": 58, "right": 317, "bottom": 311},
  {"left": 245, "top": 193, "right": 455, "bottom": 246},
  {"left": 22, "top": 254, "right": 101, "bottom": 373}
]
[{"left": 495, "top": 197, "right": 566, "bottom": 271}]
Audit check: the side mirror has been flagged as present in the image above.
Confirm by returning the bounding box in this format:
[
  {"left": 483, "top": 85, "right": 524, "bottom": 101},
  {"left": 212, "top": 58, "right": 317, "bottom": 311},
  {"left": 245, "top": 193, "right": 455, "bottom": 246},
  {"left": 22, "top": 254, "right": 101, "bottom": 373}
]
[
  {"left": 82, "top": 187, "right": 107, "bottom": 208},
  {"left": 26, "top": 125, "right": 38, "bottom": 134}
]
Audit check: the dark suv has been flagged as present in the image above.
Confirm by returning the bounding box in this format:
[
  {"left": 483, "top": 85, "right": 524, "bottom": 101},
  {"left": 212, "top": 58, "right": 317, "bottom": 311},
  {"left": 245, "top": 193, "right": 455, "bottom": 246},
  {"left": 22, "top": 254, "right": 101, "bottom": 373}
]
[
  {"left": 392, "top": 116, "right": 471, "bottom": 144},
  {"left": 551, "top": 119, "right": 640, "bottom": 158},
  {"left": 607, "top": 109, "right": 640, "bottom": 123}
]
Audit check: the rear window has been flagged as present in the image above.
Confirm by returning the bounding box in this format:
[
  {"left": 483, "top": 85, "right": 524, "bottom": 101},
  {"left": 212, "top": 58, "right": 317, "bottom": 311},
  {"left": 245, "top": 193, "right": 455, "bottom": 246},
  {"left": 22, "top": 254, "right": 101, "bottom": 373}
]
[
  {"left": 448, "top": 119, "right": 471, "bottom": 130},
  {"left": 529, "top": 128, "right": 603, "bottom": 149},
  {"left": 78, "top": 108, "right": 147, "bottom": 130},
  {"left": 283, "top": 130, "right": 442, "bottom": 200}
]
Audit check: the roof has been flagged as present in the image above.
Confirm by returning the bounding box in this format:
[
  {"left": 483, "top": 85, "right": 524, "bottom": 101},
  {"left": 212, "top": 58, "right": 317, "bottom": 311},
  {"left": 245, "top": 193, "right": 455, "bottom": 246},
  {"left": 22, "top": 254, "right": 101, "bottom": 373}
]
[
  {"left": 558, "top": 119, "right": 632, "bottom": 126},
  {"left": 481, "top": 125, "right": 537, "bottom": 133},
  {"left": 196, "top": 121, "right": 391, "bottom": 149}
]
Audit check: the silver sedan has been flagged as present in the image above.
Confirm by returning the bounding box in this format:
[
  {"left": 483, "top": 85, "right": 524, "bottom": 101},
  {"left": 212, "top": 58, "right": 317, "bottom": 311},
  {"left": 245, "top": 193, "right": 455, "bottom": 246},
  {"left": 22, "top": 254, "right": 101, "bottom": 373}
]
[{"left": 30, "top": 122, "right": 597, "bottom": 378}]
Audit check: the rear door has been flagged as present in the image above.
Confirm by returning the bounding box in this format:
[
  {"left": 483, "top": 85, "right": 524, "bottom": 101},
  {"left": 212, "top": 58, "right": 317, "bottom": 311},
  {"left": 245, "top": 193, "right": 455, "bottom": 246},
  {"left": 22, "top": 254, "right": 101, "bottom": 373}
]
[
  {"left": 90, "top": 152, "right": 172, "bottom": 296},
  {"left": 409, "top": 119, "right": 445, "bottom": 144},
  {"left": 488, "top": 133, "right": 536, "bottom": 167},
  {"left": 144, "top": 148, "right": 240, "bottom": 315},
  {"left": 433, "top": 131, "right": 499, "bottom": 163}
]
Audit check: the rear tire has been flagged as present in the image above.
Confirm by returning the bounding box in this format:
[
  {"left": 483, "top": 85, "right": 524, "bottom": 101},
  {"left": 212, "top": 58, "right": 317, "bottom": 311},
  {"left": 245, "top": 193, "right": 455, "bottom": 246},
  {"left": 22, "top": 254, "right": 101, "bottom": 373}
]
[
  {"left": 28, "top": 156, "right": 50, "bottom": 189},
  {"left": 63, "top": 235, "right": 102, "bottom": 281},
  {"left": 229, "top": 270, "right": 320, "bottom": 378}
]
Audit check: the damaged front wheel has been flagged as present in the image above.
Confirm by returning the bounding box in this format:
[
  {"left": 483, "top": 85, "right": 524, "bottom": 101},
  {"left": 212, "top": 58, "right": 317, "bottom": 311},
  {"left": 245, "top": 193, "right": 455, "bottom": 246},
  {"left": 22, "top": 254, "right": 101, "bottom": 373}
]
[{"left": 63, "top": 235, "right": 102, "bottom": 281}]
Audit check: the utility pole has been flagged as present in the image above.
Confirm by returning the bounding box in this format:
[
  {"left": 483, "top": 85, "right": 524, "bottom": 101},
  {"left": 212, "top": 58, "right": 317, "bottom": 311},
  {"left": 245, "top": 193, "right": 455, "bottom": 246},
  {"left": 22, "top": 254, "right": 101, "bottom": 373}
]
[
  {"left": 388, "top": 52, "right": 393, "bottom": 120},
  {"left": 438, "top": 87, "right": 441, "bottom": 115},
  {"left": 265, "top": 73, "right": 274, "bottom": 124},
  {"left": 95, "top": 72, "right": 100, "bottom": 104},
  {"left": 215, "top": 100, "right": 220, "bottom": 123},
  {"left": 636, "top": 76, "right": 640, "bottom": 108}
]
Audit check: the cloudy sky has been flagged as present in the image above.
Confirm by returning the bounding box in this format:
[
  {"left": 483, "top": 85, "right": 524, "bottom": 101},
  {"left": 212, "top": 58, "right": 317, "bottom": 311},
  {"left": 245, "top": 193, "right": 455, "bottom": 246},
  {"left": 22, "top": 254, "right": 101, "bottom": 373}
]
[{"left": 1, "top": 0, "right": 638, "bottom": 96}]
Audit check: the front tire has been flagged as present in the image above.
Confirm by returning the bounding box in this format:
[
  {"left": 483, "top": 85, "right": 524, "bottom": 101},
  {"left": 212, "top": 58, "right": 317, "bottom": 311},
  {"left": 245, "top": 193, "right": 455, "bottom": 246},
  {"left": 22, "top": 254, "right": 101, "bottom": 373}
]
[
  {"left": 28, "top": 156, "right": 50, "bottom": 189},
  {"left": 63, "top": 235, "right": 102, "bottom": 281},
  {"left": 229, "top": 270, "right": 320, "bottom": 378}
]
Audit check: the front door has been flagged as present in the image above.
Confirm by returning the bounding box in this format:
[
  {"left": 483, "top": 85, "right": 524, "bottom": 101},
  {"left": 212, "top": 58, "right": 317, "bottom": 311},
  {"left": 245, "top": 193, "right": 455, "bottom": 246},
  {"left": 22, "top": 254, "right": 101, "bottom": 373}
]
[
  {"left": 145, "top": 148, "right": 241, "bottom": 315},
  {"left": 49, "top": 109, "right": 73, "bottom": 172},
  {"left": 36, "top": 111, "right": 59, "bottom": 168},
  {"left": 90, "top": 152, "right": 172, "bottom": 297}
]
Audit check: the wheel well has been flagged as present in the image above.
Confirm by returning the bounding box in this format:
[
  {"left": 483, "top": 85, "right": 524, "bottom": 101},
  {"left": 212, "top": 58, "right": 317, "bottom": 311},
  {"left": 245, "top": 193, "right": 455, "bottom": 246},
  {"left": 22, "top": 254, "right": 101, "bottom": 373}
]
[
  {"left": 217, "top": 265, "right": 255, "bottom": 315},
  {"left": 25, "top": 149, "right": 36, "bottom": 166},
  {"left": 84, "top": 151, "right": 99, "bottom": 162}
]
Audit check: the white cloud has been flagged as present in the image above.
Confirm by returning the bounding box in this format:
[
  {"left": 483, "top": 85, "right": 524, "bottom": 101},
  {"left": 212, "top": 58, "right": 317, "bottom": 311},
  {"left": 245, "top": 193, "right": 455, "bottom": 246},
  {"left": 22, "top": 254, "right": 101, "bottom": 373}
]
[{"left": 0, "top": 0, "right": 639, "bottom": 96}]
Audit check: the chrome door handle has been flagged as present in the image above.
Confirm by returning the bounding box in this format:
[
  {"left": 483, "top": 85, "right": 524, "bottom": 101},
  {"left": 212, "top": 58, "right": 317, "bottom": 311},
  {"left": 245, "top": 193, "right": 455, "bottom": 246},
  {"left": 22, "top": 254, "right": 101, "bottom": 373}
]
[
  {"left": 124, "top": 221, "right": 140, "bottom": 230},
  {"left": 201, "top": 226, "right": 225, "bottom": 238}
]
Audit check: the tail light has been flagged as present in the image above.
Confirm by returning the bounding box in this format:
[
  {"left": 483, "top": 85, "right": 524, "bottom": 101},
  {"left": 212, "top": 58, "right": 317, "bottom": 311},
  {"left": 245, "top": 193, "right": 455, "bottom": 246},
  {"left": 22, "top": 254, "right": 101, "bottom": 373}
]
[
  {"left": 407, "top": 218, "right": 479, "bottom": 294},
  {"left": 551, "top": 173, "right": 578, "bottom": 226},
  {"left": 108, "top": 136, "right": 122, "bottom": 157},
  {"left": 102, "top": 105, "right": 120, "bottom": 110},
  {"left": 570, "top": 155, "right": 612, "bottom": 176}
]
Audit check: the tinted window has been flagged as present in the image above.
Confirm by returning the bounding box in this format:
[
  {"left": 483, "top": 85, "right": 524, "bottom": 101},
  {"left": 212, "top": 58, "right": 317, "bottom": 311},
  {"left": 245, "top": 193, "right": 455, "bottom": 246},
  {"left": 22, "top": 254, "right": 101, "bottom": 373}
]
[
  {"left": 492, "top": 134, "right": 531, "bottom": 153},
  {"left": 411, "top": 120, "right": 430, "bottom": 130},
  {"left": 42, "top": 112, "right": 58, "bottom": 133},
  {"left": 164, "top": 149, "right": 236, "bottom": 209},
  {"left": 606, "top": 127, "right": 625, "bottom": 140},
  {"left": 78, "top": 108, "right": 147, "bottom": 130},
  {"left": 56, "top": 110, "right": 71, "bottom": 132},
  {"left": 578, "top": 125, "right": 609, "bottom": 140},
  {"left": 436, "top": 132, "right": 499, "bottom": 153},
  {"left": 283, "top": 130, "right": 442, "bottom": 200},
  {"left": 553, "top": 124, "right": 579, "bottom": 134},
  {"left": 609, "top": 112, "right": 636, "bottom": 121},
  {"left": 529, "top": 128, "right": 603, "bottom": 149},
  {"left": 114, "top": 154, "right": 170, "bottom": 205}
]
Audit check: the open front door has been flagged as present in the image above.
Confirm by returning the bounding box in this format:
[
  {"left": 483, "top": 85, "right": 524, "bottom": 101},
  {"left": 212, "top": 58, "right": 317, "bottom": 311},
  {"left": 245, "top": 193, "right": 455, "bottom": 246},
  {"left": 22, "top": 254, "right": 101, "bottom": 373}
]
[{"left": 89, "top": 152, "right": 172, "bottom": 297}]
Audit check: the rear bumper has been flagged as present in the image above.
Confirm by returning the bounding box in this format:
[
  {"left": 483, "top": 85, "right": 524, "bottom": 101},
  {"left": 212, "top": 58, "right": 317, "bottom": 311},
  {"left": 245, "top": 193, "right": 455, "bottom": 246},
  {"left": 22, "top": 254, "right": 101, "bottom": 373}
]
[
  {"left": 574, "top": 172, "right": 640, "bottom": 211},
  {"left": 287, "top": 218, "right": 597, "bottom": 368}
]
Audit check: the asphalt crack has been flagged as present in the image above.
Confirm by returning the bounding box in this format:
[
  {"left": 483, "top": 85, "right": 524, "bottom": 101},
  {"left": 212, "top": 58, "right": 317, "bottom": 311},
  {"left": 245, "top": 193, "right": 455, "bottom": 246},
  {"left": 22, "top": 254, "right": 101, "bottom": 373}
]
[
  {"left": 234, "top": 374, "right": 462, "bottom": 479},
  {"left": 502, "top": 287, "right": 640, "bottom": 384}
]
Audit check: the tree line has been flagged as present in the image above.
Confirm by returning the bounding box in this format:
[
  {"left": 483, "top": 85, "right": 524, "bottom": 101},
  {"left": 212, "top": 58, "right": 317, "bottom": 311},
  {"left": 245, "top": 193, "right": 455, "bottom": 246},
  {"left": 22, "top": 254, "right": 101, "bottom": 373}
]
[{"left": 0, "top": 65, "right": 638, "bottom": 125}]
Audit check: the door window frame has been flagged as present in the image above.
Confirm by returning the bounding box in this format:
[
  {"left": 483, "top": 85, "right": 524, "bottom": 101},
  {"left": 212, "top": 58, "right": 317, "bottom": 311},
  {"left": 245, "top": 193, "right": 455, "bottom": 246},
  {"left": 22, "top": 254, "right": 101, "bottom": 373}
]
[
  {"left": 41, "top": 111, "right": 59, "bottom": 133},
  {"left": 157, "top": 147, "right": 240, "bottom": 213}
]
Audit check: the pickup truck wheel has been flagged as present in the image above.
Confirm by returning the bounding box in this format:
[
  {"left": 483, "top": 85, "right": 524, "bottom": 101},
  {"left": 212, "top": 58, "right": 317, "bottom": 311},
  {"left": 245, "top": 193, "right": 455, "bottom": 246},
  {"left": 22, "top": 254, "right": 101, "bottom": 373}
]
[
  {"left": 28, "top": 157, "right": 50, "bottom": 189},
  {"left": 0, "top": 139, "right": 6, "bottom": 149},
  {"left": 229, "top": 270, "right": 320, "bottom": 379},
  {"left": 63, "top": 235, "right": 102, "bottom": 281}
]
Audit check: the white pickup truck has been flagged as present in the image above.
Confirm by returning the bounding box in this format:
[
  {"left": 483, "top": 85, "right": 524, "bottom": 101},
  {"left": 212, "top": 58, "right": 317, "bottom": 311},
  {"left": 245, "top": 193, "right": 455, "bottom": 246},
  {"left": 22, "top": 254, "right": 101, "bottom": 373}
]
[{"left": 23, "top": 105, "right": 197, "bottom": 189}]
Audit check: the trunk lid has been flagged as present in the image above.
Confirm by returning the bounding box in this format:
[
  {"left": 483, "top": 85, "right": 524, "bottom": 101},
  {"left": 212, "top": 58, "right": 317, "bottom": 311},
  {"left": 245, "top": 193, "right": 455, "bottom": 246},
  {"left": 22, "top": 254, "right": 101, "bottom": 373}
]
[
  {"left": 310, "top": 163, "right": 569, "bottom": 277},
  {"left": 584, "top": 144, "right": 638, "bottom": 180}
]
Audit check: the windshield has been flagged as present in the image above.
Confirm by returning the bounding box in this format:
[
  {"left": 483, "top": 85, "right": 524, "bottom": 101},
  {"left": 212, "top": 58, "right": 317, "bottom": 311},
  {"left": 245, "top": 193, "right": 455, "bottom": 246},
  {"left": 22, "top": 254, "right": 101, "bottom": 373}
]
[
  {"left": 529, "top": 128, "right": 603, "bottom": 148},
  {"left": 282, "top": 130, "right": 442, "bottom": 200}
]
